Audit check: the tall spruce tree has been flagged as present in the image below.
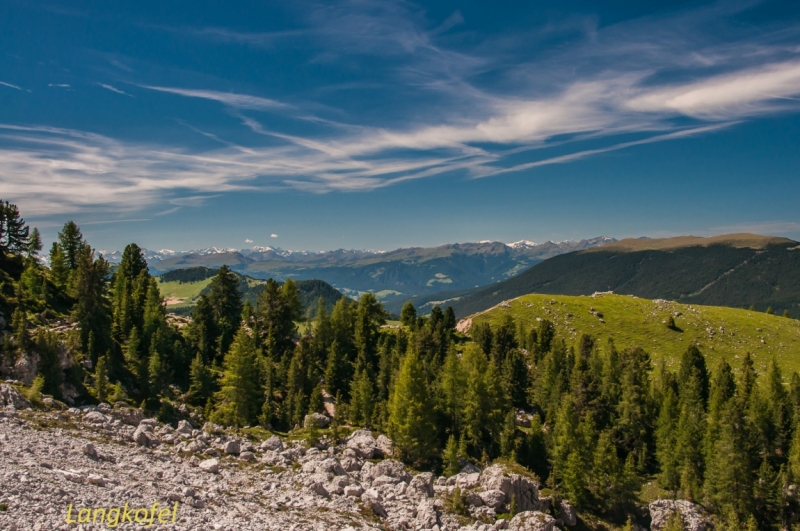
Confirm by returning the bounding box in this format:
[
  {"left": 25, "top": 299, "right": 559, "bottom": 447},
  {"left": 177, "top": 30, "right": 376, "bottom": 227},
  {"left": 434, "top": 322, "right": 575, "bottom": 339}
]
[
  {"left": 211, "top": 328, "right": 261, "bottom": 427},
  {"left": 57, "top": 221, "right": 84, "bottom": 271},
  {"left": 388, "top": 348, "right": 437, "bottom": 464}
]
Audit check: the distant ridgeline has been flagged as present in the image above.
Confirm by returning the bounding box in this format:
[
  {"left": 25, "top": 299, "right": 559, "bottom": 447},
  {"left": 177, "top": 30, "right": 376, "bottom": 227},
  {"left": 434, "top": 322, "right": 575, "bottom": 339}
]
[
  {"left": 451, "top": 234, "right": 800, "bottom": 318},
  {"left": 157, "top": 266, "right": 344, "bottom": 317}
]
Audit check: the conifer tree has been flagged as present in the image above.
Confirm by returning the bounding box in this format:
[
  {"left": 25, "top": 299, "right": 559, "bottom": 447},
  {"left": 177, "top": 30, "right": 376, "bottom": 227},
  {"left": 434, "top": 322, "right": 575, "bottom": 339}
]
[
  {"left": 354, "top": 292, "right": 385, "bottom": 375},
  {"left": 349, "top": 366, "right": 374, "bottom": 427},
  {"left": 12, "top": 307, "right": 30, "bottom": 351},
  {"left": 187, "top": 294, "right": 216, "bottom": 363},
  {"left": 324, "top": 340, "right": 351, "bottom": 399},
  {"left": 656, "top": 387, "right": 680, "bottom": 493},
  {"left": 48, "top": 242, "right": 68, "bottom": 289},
  {"left": 95, "top": 354, "right": 109, "bottom": 403},
  {"left": 34, "top": 329, "right": 62, "bottom": 398},
  {"left": 70, "top": 245, "right": 112, "bottom": 364},
  {"left": 500, "top": 410, "right": 518, "bottom": 459},
  {"left": 675, "top": 374, "right": 706, "bottom": 500},
  {"left": 678, "top": 345, "right": 709, "bottom": 406},
  {"left": 187, "top": 353, "right": 214, "bottom": 406},
  {"left": 256, "top": 278, "right": 296, "bottom": 361},
  {"left": 400, "top": 301, "right": 417, "bottom": 328},
  {"left": 443, "top": 434, "right": 461, "bottom": 476},
  {"left": 439, "top": 346, "right": 466, "bottom": 434},
  {"left": 211, "top": 328, "right": 261, "bottom": 427},
  {"left": 208, "top": 265, "right": 243, "bottom": 359},
  {"left": 111, "top": 243, "right": 149, "bottom": 342},
  {"left": 57, "top": 221, "right": 84, "bottom": 271},
  {"left": 443, "top": 306, "right": 456, "bottom": 331},
  {"left": 462, "top": 344, "right": 507, "bottom": 454},
  {"left": 388, "top": 349, "right": 437, "bottom": 464},
  {"left": 502, "top": 349, "right": 530, "bottom": 410},
  {"left": 26, "top": 227, "right": 42, "bottom": 259},
  {"left": 0, "top": 200, "right": 30, "bottom": 255}
]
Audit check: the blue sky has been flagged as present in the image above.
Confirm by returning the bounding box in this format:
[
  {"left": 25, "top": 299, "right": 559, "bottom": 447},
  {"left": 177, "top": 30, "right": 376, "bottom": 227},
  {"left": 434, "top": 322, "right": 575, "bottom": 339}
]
[{"left": 2, "top": 0, "right": 800, "bottom": 252}]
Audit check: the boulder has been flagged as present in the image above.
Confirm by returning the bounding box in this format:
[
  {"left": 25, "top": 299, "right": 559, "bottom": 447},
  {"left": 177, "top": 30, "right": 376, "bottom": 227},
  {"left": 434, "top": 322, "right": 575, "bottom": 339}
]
[
  {"left": 344, "top": 485, "right": 364, "bottom": 497},
  {"left": 223, "top": 439, "right": 241, "bottom": 455},
  {"left": 516, "top": 410, "right": 532, "bottom": 428},
  {"left": 81, "top": 443, "right": 98, "bottom": 459},
  {"left": 328, "top": 475, "right": 352, "bottom": 495},
  {"left": 261, "top": 435, "right": 284, "bottom": 452},
  {"left": 508, "top": 511, "right": 556, "bottom": 531},
  {"left": 110, "top": 407, "right": 144, "bottom": 426},
  {"left": 559, "top": 499, "right": 577, "bottom": 526},
  {"left": 176, "top": 420, "right": 193, "bottom": 435},
  {"left": 83, "top": 411, "right": 107, "bottom": 425},
  {"left": 479, "top": 464, "right": 540, "bottom": 512},
  {"left": 87, "top": 474, "right": 106, "bottom": 487},
  {"left": 132, "top": 426, "right": 158, "bottom": 447},
  {"left": 346, "top": 429, "right": 379, "bottom": 459},
  {"left": 479, "top": 489, "right": 507, "bottom": 510},
  {"left": 198, "top": 458, "right": 220, "bottom": 473},
  {"left": 408, "top": 472, "right": 434, "bottom": 498},
  {"left": 464, "top": 491, "right": 484, "bottom": 507},
  {"left": 303, "top": 412, "right": 330, "bottom": 428},
  {"left": 414, "top": 499, "right": 440, "bottom": 530},
  {"left": 366, "top": 459, "right": 411, "bottom": 483},
  {"left": 0, "top": 384, "right": 32, "bottom": 410},
  {"left": 239, "top": 451, "right": 256, "bottom": 462},
  {"left": 375, "top": 434, "right": 393, "bottom": 456},
  {"left": 649, "top": 499, "right": 708, "bottom": 531}
]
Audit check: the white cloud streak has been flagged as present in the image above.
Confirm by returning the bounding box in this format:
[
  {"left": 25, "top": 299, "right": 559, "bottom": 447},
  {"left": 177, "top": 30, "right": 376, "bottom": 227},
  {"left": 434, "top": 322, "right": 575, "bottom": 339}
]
[
  {"left": 98, "top": 83, "right": 134, "bottom": 97},
  {"left": 139, "top": 85, "right": 289, "bottom": 110},
  {"left": 0, "top": 81, "right": 22, "bottom": 90},
  {"left": 4, "top": 0, "right": 800, "bottom": 217}
]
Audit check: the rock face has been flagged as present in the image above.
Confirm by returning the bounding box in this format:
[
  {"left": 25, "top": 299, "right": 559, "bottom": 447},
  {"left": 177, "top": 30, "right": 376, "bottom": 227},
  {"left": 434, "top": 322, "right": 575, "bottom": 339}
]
[
  {"left": 479, "top": 464, "right": 540, "bottom": 512},
  {"left": 303, "top": 412, "right": 330, "bottom": 428},
  {"left": 508, "top": 511, "right": 556, "bottom": 531},
  {"left": 346, "top": 428, "right": 383, "bottom": 458},
  {"left": 0, "top": 384, "right": 32, "bottom": 410},
  {"left": 649, "top": 499, "right": 708, "bottom": 531},
  {"left": 559, "top": 499, "right": 577, "bottom": 526}
]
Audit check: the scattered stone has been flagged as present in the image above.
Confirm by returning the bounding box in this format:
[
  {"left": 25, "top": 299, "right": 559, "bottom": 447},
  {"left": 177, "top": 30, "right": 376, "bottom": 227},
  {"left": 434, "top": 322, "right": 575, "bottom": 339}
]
[
  {"left": 82, "top": 443, "right": 98, "bottom": 459},
  {"left": 239, "top": 451, "right": 256, "bottom": 462},
  {"left": 198, "top": 458, "right": 220, "bottom": 473},
  {"left": 261, "top": 435, "right": 284, "bottom": 452},
  {"left": 223, "top": 439, "right": 241, "bottom": 455}
]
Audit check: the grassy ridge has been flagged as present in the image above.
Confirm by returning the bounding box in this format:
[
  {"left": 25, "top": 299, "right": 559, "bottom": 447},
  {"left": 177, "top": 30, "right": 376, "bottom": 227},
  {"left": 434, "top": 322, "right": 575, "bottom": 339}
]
[
  {"left": 471, "top": 293, "right": 800, "bottom": 376},
  {"left": 452, "top": 241, "right": 800, "bottom": 318}
]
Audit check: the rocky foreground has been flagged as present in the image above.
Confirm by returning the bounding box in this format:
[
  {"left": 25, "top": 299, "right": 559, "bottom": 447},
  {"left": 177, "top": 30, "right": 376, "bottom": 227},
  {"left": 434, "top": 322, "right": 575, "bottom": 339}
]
[{"left": 0, "top": 384, "right": 708, "bottom": 531}]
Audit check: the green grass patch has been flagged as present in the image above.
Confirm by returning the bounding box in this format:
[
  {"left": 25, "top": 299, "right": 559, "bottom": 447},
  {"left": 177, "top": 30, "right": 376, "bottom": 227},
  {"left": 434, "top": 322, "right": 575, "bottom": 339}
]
[{"left": 473, "top": 293, "right": 800, "bottom": 376}]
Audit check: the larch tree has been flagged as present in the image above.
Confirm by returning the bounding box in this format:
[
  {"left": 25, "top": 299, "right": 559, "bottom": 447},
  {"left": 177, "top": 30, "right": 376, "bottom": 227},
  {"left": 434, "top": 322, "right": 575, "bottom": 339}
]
[{"left": 388, "top": 348, "right": 437, "bottom": 464}]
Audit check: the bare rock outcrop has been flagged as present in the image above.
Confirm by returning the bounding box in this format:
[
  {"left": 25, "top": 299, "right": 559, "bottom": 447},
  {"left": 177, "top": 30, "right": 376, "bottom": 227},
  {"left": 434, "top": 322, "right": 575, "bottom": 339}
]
[
  {"left": 0, "top": 384, "right": 32, "bottom": 410},
  {"left": 508, "top": 511, "right": 557, "bottom": 531},
  {"left": 479, "top": 464, "right": 540, "bottom": 512},
  {"left": 649, "top": 499, "right": 708, "bottom": 531}
]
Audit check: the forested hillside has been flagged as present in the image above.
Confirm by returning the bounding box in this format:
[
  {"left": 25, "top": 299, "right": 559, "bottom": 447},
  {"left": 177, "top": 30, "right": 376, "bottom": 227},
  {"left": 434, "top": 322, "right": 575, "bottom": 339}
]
[
  {"left": 451, "top": 235, "right": 800, "bottom": 318},
  {"left": 157, "top": 266, "right": 344, "bottom": 318},
  {"left": 3, "top": 200, "right": 800, "bottom": 530}
]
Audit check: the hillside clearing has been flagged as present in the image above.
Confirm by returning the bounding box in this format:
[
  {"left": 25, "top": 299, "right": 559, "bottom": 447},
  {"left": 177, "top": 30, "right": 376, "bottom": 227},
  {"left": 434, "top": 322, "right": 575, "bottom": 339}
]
[{"left": 470, "top": 292, "right": 800, "bottom": 376}]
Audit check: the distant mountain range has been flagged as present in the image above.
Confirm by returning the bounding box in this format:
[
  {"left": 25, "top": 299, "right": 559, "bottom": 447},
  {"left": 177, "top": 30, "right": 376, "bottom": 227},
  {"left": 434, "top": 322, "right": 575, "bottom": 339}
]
[
  {"left": 98, "top": 237, "right": 616, "bottom": 310},
  {"left": 449, "top": 233, "right": 800, "bottom": 318}
]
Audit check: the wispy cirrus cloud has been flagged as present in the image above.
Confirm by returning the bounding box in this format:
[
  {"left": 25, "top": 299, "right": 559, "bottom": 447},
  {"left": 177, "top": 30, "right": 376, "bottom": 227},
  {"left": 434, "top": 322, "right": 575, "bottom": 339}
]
[
  {"left": 5, "top": 0, "right": 800, "bottom": 219},
  {"left": 139, "top": 85, "right": 289, "bottom": 110},
  {"left": 0, "top": 81, "right": 22, "bottom": 90},
  {"left": 98, "top": 83, "right": 134, "bottom": 97}
]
